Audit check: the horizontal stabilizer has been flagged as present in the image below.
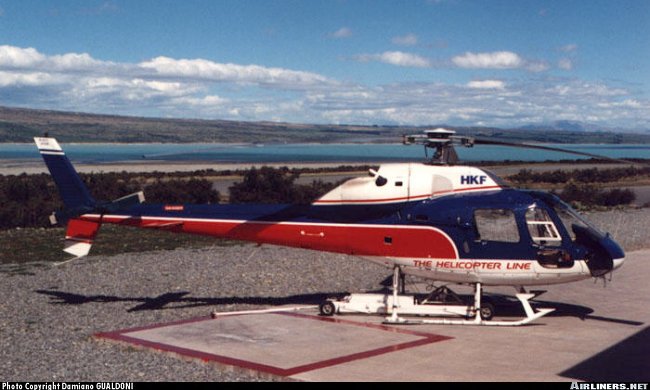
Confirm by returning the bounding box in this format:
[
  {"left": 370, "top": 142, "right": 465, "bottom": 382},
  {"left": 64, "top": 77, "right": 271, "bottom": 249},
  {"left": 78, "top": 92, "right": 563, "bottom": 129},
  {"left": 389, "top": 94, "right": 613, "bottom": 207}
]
[
  {"left": 64, "top": 218, "right": 101, "bottom": 258},
  {"left": 102, "top": 191, "right": 145, "bottom": 213}
]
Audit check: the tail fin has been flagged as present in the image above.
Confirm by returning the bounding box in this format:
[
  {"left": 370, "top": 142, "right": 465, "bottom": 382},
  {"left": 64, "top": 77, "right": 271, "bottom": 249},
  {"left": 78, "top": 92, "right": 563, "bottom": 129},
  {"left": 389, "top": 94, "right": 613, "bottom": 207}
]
[
  {"left": 35, "top": 137, "right": 145, "bottom": 258},
  {"left": 34, "top": 137, "right": 96, "bottom": 211},
  {"left": 35, "top": 137, "right": 101, "bottom": 258}
]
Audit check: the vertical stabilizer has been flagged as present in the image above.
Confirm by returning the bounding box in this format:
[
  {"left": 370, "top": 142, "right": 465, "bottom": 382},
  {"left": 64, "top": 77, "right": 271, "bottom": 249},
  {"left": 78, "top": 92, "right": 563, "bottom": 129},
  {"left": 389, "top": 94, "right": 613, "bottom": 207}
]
[
  {"left": 34, "top": 137, "right": 96, "bottom": 210},
  {"left": 35, "top": 137, "right": 101, "bottom": 257}
]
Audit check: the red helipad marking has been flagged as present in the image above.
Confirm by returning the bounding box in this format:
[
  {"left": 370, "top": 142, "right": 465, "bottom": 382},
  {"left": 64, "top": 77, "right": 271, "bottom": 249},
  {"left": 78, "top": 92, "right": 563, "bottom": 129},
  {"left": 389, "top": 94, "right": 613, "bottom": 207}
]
[{"left": 95, "top": 312, "right": 453, "bottom": 377}]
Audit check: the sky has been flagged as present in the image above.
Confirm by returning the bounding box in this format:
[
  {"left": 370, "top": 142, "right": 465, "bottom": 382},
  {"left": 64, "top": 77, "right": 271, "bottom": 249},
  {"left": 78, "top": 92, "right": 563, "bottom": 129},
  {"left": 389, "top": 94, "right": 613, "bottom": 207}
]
[{"left": 0, "top": 0, "right": 648, "bottom": 129}]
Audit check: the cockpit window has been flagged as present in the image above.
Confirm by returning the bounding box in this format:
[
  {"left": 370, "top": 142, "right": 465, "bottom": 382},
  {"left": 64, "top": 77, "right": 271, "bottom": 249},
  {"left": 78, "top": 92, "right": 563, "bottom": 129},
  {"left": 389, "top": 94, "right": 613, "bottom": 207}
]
[
  {"left": 525, "top": 207, "right": 562, "bottom": 245},
  {"left": 533, "top": 192, "right": 605, "bottom": 241},
  {"left": 553, "top": 203, "right": 606, "bottom": 241},
  {"left": 474, "top": 209, "right": 520, "bottom": 243}
]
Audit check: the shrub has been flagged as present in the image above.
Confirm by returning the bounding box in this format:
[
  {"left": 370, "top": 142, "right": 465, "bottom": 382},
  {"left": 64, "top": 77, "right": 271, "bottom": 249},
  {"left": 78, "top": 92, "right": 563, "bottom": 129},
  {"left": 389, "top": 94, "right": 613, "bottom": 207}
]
[
  {"left": 228, "top": 166, "right": 336, "bottom": 204},
  {"left": 557, "top": 182, "right": 635, "bottom": 208}
]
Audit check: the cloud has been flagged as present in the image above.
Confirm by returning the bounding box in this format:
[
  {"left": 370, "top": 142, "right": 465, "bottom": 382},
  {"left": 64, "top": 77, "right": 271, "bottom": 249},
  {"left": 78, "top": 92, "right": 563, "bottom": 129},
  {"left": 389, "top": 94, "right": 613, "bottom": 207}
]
[
  {"left": 305, "top": 78, "right": 648, "bottom": 128},
  {"left": 467, "top": 80, "right": 505, "bottom": 89},
  {"left": 558, "top": 58, "right": 573, "bottom": 70},
  {"left": 598, "top": 99, "right": 643, "bottom": 109},
  {"left": 172, "top": 95, "right": 229, "bottom": 108},
  {"left": 139, "top": 56, "right": 331, "bottom": 88},
  {"left": 0, "top": 44, "right": 335, "bottom": 117},
  {"left": 329, "top": 27, "right": 353, "bottom": 39},
  {"left": 355, "top": 51, "right": 431, "bottom": 68},
  {"left": 0, "top": 45, "right": 332, "bottom": 90},
  {"left": 0, "top": 45, "right": 112, "bottom": 73},
  {"left": 377, "top": 51, "right": 430, "bottom": 68},
  {"left": 0, "top": 71, "right": 61, "bottom": 87},
  {"left": 0, "top": 46, "right": 46, "bottom": 68},
  {"left": 0, "top": 45, "right": 648, "bottom": 129},
  {"left": 392, "top": 34, "right": 418, "bottom": 46},
  {"left": 452, "top": 51, "right": 524, "bottom": 69},
  {"left": 525, "top": 61, "right": 549, "bottom": 73},
  {"left": 452, "top": 51, "right": 551, "bottom": 73},
  {"left": 79, "top": 1, "right": 119, "bottom": 15},
  {"left": 560, "top": 44, "right": 578, "bottom": 53}
]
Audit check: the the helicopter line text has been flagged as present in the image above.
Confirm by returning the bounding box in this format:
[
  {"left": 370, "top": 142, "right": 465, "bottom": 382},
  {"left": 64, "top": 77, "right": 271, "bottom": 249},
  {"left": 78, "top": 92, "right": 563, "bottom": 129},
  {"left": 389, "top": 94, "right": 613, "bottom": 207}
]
[{"left": 412, "top": 260, "right": 532, "bottom": 271}]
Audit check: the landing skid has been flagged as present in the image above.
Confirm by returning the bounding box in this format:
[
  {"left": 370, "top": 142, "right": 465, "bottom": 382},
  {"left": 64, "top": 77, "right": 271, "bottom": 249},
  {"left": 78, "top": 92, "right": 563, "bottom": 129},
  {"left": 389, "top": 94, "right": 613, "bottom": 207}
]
[
  {"left": 385, "top": 291, "right": 555, "bottom": 326},
  {"left": 321, "top": 266, "right": 555, "bottom": 326}
]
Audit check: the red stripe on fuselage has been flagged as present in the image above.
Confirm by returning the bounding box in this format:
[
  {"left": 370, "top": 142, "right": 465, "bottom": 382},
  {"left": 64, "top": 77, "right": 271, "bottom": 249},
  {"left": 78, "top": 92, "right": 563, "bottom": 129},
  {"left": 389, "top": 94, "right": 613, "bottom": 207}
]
[
  {"left": 432, "top": 185, "right": 502, "bottom": 196},
  {"left": 83, "top": 215, "right": 459, "bottom": 259},
  {"left": 313, "top": 193, "right": 431, "bottom": 204}
]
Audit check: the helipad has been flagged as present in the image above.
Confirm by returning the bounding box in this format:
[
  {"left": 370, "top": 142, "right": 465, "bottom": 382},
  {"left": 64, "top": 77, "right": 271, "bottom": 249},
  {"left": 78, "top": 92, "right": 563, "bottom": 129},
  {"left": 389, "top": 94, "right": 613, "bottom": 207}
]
[
  {"left": 95, "top": 249, "right": 650, "bottom": 382},
  {"left": 96, "top": 311, "right": 452, "bottom": 379}
]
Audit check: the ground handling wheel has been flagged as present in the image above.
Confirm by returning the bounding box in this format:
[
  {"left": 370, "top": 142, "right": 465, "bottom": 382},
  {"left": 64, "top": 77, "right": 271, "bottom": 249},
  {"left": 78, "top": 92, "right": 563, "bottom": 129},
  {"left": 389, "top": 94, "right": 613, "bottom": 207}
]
[
  {"left": 479, "top": 302, "right": 495, "bottom": 321},
  {"left": 319, "top": 300, "right": 336, "bottom": 316}
]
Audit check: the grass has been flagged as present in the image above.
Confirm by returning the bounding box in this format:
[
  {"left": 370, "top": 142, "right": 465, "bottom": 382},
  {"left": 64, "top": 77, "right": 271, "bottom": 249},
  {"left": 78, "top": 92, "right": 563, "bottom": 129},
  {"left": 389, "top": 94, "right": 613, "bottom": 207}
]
[{"left": 0, "top": 224, "right": 239, "bottom": 274}]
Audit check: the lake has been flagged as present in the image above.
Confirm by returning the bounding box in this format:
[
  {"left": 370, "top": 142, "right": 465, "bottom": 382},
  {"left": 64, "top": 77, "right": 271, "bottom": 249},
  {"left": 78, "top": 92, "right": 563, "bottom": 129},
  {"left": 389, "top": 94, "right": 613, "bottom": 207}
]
[{"left": 2, "top": 142, "right": 650, "bottom": 164}]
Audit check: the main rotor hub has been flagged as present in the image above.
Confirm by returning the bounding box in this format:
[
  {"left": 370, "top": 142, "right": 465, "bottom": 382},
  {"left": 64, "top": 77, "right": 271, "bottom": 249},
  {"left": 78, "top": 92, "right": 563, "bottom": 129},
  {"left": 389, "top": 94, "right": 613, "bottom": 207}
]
[
  {"left": 424, "top": 128, "right": 456, "bottom": 143},
  {"left": 403, "top": 128, "right": 474, "bottom": 165}
]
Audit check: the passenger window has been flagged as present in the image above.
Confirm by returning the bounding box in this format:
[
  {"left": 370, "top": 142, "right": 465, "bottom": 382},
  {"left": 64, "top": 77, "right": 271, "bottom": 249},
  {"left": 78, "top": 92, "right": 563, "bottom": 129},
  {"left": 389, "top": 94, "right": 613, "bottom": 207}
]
[
  {"left": 474, "top": 209, "right": 520, "bottom": 243},
  {"left": 525, "top": 208, "right": 561, "bottom": 245}
]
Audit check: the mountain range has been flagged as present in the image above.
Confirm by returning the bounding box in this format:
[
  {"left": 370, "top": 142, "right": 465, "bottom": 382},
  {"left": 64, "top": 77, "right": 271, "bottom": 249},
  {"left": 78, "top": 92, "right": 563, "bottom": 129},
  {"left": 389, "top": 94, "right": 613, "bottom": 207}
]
[{"left": 1, "top": 106, "right": 648, "bottom": 144}]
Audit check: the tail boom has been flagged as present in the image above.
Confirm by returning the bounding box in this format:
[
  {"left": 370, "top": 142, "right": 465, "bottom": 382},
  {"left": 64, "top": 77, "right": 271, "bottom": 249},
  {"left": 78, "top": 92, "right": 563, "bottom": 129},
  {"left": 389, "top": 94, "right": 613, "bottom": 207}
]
[{"left": 76, "top": 204, "right": 459, "bottom": 260}]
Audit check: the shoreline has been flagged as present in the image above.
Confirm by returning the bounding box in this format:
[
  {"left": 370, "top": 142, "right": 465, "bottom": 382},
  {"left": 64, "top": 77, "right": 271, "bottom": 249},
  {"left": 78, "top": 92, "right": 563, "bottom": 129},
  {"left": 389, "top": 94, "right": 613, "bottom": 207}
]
[
  {"left": 1, "top": 158, "right": 645, "bottom": 176},
  {"left": 0, "top": 160, "right": 376, "bottom": 175}
]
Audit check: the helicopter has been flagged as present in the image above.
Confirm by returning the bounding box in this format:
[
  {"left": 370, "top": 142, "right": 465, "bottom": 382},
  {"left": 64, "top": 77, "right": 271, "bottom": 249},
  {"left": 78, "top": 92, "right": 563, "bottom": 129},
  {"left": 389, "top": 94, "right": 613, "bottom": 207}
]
[{"left": 33, "top": 129, "right": 626, "bottom": 326}]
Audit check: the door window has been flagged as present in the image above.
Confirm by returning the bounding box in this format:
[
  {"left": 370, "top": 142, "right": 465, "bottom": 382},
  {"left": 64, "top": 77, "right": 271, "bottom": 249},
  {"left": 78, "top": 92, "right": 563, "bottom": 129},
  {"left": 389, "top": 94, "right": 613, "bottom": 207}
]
[
  {"left": 474, "top": 209, "right": 520, "bottom": 243},
  {"left": 525, "top": 207, "right": 561, "bottom": 245}
]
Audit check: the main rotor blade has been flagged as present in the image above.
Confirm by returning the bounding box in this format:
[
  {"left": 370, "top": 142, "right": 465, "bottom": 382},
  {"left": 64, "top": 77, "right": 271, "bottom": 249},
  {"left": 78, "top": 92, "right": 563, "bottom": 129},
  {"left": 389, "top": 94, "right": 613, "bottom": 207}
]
[{"left": 472, "top": 138, "right": 638, "bottom": 166}]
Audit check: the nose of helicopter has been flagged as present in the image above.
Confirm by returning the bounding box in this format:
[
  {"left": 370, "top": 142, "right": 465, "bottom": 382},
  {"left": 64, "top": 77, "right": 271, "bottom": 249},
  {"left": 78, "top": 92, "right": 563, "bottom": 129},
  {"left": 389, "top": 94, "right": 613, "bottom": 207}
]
[
  {"left": 612, "top": 257, "right": 625, "bottom": 270},
  {"left": 602, "top": 233, "right": 626, "bottom": 271},
  {"left": 580, "top": 228, "right": 626, "bottom": 277}
]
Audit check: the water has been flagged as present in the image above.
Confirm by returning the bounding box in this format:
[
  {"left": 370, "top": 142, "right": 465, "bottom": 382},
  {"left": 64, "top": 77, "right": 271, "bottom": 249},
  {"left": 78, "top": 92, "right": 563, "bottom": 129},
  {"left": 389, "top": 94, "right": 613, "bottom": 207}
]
[{"left": 2, "top": 142, "right": 650, "bottom": 164}]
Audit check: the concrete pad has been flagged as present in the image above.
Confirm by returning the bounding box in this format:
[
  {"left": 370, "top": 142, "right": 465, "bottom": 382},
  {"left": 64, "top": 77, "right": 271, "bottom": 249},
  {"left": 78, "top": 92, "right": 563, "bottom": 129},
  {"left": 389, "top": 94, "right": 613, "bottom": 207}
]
[
  {"left": 96, "top": 249, "right": 650, "bottom": 381},
  {"left": 96, "top": 311, "right": 451, "bottom": 378}
]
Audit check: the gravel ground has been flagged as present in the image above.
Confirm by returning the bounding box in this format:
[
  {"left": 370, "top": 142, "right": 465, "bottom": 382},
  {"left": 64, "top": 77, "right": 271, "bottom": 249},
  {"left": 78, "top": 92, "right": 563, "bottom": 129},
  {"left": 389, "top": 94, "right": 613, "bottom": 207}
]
[
  {"left": 1, "top": 208, "right": 649, "bottom": 381},
  {"left": 0, "top": 244, "right": 390, "bottom": 381},
  {"left": 584, "top": 208, "right": 650, "bottom": 251}
]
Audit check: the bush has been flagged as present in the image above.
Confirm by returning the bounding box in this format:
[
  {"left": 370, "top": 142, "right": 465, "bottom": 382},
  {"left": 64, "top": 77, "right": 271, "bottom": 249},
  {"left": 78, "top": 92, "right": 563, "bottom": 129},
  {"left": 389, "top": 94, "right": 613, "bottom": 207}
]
[
  {"left": 228, "top": 166, "right": 337, "bottom": 204},
  {"left": 508, "top": 166, "right": 650, "bottom": 185},
  {"left": 0, "top": 172, "right": 221, "bottom": 229},
  {"left": 144, "top": 178, "right": 220, "bottom": 204},
  {"left": 557, "top": 182, "right": 636, "bottom": 208}
]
